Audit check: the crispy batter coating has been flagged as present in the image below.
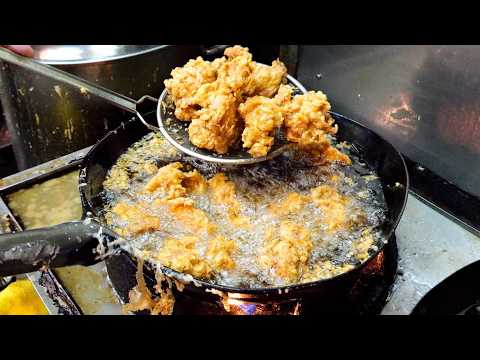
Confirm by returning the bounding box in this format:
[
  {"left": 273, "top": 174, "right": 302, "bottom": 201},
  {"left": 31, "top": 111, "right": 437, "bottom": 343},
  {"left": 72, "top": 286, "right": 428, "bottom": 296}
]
[
  {"left": 244, "top": 60, "right": 287, "bottom": 98},
  {"left": 217, "top": 47, "right": 252, "bottom": 93},
  {"left": 110, "top": 202, "right": 161, "bottom": 237},
  {"left": 281, "top": 90, "right": 351, "bottom": 164},
  {"left": 164, "top": 57, "right": 218, "bottom": 121},
  {"left": 144, "top": 162, "right": 187, "bottom": 198},
  {"left": 206, "top": 236, "right": 236, "bottom": 270},
  {"left": 310, "top": 185, "right": 349, "bottom": 232},
  {"left": 283, "top": 91, "right": 335, "bottom": 146},
  {"left": 188, "top": 83, "right": 241, "bottom": 154},
  {"left": 144, "top": 162, "right": 208, "bottom": 197},
  {"left": 274, "top": 84, "right": 294, "bottom": 107},
  {"left": 163, "top": 46, "right": 289, "bottom": 155},
  {"left": 268, "top": 192, "right": 310, "bottom": 216},
  {"left": 260, "top": 221, "right": 313, "bottom": 283},
  {"left": 162, "top": 197, "right": 217, "bottom": 235},
  {"left": 153, "top": 234, "right": 236, "bottom": 279},
  {"left": 208, "top": 174, "right": 250, "bottom": 227},
  {"left": 155, "top": 236, "right": 212, "bottom": 278},
  {"left": 238, "top": 96, "right": 283, "bottom": 157}
]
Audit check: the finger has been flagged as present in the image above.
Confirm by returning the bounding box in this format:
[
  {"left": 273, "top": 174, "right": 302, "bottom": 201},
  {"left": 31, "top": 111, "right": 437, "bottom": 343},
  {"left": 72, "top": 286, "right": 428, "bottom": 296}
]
[{"left": 3, "top": 45, "right": 34, "bottom": 57}]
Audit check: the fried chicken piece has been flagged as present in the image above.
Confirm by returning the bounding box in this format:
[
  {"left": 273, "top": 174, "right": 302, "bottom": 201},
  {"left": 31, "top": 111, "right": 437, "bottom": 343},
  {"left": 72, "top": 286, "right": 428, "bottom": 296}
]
[
  {"left": 144, "top": 162, "right": 187, "bottom": 198},
  {"left": 208, "top": 173, "right": 250, "bottom": 227},
  {"left": 164, "top": 57, "right": 217, "bottom": 121},
  {"left": 310, "top": 185, "right": 349, "bottom": 232},
  {"left": 163, "top": 197, "right": 217, "bottom": 235},
  {"left": 206, "top": 235, "right": 236, "bottom": 270},
  {"left": 110, "top": 202, "right": 161, "bottom": 237},
  {"left": 153, "top": 234, "right": 236, "bottom": 279},
  {"left": 222, "top": 46, "right": 287, "bottom": 98},
  {"left": 268, "top": 192, "right": 310, "bottom": 216},
  {"left": 224, "top": 45, "right": 252, "bottom": 59},
  {"left": 216, "top": 47, "right": 253, "bottom": 93},
  {"left": 155, "top": 236, "right": 213, "bottom": 278},
  {"left": 238, "top": 96, "right": 283, "bottom": 157},
  {"left": 244, "top": 60, "right": 287, "bottom": 98},
  {"left": 188, "top": 83, "right": 241, "bottom": 154},
  {"left": 274, "top": 84, "right": 294, "bottom": 107},
  {"left": 144, "top": 162, "right": 208, "bottom": 197},
  {"left": 183, "top": 169, "right": 208, "bottom": 194},
  {"left": 260, "top": 221, "right": 313, "bottom": 283},
  {"left": 283, "top": 91, "right": 351, "bottom": 164}
]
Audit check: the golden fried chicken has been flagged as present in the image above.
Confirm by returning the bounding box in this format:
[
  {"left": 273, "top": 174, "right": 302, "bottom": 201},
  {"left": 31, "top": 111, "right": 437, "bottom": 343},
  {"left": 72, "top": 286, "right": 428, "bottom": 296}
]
[
  {"left": 310, "top": 185, "right": 349, "bottom": 232},
  {"left": 260, "top": 221, "right": 313, "bottom": 283},
  {"left": 216, "top": 47, "right": 253, "bottom": 94},
  {"left": 161, "top": 197, "right": 217, "bottom": 235},
  {"left": 221, "top": 46, "right": 286, "bottom": 98},
  {"left": 282, "top": 90, "right": 351, "bottom": 164},
  {"left": 208, "top": 173, "right": 250, "bottom": 227},
  {"left": 144, "top": 161, "right": 209, "bottom": 198},
  {"left": 238, "top": 96, "right": 283, "bottom": 157},
  {"left": 268, "top": 192, "right": 310, "bottom": 216},
  {"left": 110, "top": 202, "right": 161, "bottom": 237},
  {"left": 274, "top": 84, "right": 294, "bottom": 107},
  {"left": 244, "top": 60, "right": 287, "bottom": 98},
  {"left": 154, "top": 236, "right": 213, "bottom": 278},
  {"left": 144, "top": 162, "right": 187, "bottom": 198},
  {"left": 188, "top": 83, "right": 241, "bottom": 154},
  {"left": 206, "top": 235, "right": 236, "bottom": 270},
  {"left": 224, "top": 45, "right": 252, "bottom": 59},
  {"left": 164, "top": 57, "right": 217, "bottom": 121}
]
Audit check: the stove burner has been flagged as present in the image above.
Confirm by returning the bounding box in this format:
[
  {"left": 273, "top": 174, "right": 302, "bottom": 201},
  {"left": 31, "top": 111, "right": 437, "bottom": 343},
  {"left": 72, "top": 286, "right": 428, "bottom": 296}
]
[{"left": 106, "top": 235, "right": 398, "bottom": 315}]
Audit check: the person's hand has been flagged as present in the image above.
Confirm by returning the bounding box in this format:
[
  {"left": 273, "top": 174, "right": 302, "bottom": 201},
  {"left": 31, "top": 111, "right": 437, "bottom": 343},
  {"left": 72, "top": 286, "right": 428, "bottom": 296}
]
[{"left": 1, "top": 45, "right": 34, "bottom": 57}]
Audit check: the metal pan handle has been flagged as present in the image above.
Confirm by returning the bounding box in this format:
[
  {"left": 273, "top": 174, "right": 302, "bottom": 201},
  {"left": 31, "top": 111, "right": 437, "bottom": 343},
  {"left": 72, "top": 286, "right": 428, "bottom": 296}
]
[
  {"left": 0, "top": 47, "right": 158, "bottom": 121},
  {"left": 0, "top": 220, "right": 119, "bottom": 277}
]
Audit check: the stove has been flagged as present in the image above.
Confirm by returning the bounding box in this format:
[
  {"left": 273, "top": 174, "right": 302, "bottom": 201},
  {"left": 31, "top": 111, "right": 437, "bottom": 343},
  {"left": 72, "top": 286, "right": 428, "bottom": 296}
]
[{"left": 0, "top": 146, "right": 479, "bottom": 315}]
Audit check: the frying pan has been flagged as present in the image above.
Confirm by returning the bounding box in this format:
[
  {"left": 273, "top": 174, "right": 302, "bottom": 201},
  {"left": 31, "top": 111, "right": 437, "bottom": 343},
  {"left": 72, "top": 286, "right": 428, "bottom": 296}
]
[{"left": 0, "top": 110, "right": 408, "bottom": 301}]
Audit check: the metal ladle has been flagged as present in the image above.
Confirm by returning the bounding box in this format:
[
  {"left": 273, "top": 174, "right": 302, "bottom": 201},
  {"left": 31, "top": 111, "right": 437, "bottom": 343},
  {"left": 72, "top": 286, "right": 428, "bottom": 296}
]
[{"left": 0, "top": 47, "right": 307, "bottom": 165}]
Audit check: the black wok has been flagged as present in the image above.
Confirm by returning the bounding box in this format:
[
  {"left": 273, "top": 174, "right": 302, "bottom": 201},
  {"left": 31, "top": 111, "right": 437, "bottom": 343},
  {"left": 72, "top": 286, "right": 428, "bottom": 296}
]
[{"left": 0, "top": 111, "right": 408, "bottom": 304}]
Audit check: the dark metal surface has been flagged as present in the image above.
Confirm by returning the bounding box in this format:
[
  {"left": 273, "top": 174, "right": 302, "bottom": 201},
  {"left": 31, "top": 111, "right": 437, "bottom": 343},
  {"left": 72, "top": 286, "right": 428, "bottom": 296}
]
[
  {"left": 0, "top": 144, "right": 18, "bottom": 178},
  {"left": 296, "top": 45, "right": 480, "bottom": 231},
  {"left": 0, "top": 191, "right": 82, "bottom": 315},
  {"left": 411, "top": 259, "right": 480, "bottom": 315}
]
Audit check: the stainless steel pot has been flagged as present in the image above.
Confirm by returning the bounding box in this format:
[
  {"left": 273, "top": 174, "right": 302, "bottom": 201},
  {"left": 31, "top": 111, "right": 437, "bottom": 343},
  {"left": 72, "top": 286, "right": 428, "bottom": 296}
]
[{"left": 0, "top": 45, "right": 209, "bottom": 169}]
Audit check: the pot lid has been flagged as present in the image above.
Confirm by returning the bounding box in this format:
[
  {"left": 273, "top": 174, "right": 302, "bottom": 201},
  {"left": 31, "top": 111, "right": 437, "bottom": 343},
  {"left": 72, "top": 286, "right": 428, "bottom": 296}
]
[{"left": 32, "top": 45, "right": 166, "bottom": 65}]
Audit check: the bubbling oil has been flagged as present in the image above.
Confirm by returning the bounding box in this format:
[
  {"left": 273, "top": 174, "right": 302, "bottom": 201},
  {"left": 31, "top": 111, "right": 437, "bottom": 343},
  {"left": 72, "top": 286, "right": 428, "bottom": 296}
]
[{"left": 101, "top": 132, "right": 388, "bottom": 289}]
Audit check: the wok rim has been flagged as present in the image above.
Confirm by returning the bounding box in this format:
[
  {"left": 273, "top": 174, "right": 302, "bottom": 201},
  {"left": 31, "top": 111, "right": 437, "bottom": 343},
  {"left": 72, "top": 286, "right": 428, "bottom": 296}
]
[{"left": 79, "top": 112, "right": 409, "bottom": 297}]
